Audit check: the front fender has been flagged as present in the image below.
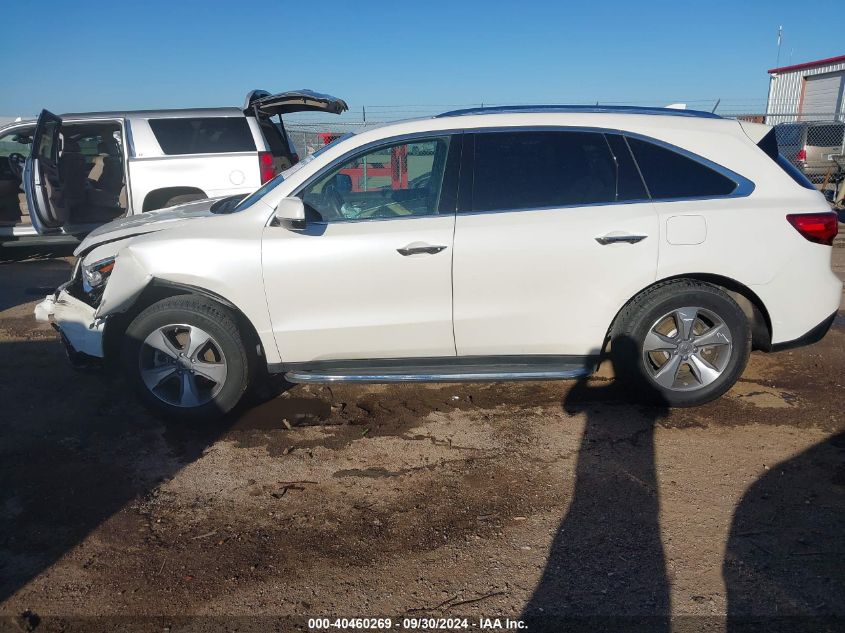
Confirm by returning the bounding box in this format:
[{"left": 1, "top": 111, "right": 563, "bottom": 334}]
[{"left": 95, "top": 247, "right": 153, "bottom": 318}]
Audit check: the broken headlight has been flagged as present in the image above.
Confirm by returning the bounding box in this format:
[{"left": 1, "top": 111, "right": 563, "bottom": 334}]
[{"left": 82, "top": 256, "right": 116, "bottom": 295}]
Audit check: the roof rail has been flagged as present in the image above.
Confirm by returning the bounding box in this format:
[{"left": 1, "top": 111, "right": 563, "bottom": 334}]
[{"left": 436, "top": 104, "right": 723, "bottom": 119}]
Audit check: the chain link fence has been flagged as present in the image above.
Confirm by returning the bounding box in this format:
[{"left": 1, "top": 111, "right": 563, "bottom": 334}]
[{"left": 741, "top": 113, "right": 845, "bottom": 205}]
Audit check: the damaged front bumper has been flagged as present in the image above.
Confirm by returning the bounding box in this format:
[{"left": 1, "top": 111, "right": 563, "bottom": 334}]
[{"left": 35, "top": 288, "right": 105, "bottom": 367}]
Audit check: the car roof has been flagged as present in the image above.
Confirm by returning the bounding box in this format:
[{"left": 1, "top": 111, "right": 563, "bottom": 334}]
[
  {"left": 61, "top": 106, "right": 244, "bottom": 119},
  {"left": 1, "top": 107, "right": 245, "bottom": 129}
]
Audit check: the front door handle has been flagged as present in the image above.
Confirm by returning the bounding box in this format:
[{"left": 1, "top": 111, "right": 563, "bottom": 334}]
[
  {"left": 595, "top": 233, "right": 648, "bottom": 245},
  {"left": 397, "top": 243, "right": 448, "bottom": 256}
]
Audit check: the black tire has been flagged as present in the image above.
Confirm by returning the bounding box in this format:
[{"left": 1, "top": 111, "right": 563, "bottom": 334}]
[
  {"left": 122, "top": 296, "right": 251, "bottom": 421},
  {"left": 611, "top": 279, "right": 751, "bottom": 407},
  {"left": 162, "top": 193, "right": 205, "bottom": 208}
]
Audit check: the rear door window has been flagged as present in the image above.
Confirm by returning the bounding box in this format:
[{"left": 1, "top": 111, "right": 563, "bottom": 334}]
[
  {"left": 626, "top": 137, "right": 738, "bottom": 199},
  {"left": 470, "top": 130, "right": 621, "bottom": 211},
  {"left": 149, "top": 117, "right": 255, "bottom": 155}
]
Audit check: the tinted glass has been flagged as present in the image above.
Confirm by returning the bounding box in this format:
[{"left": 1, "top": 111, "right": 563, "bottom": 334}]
[
  {"left": 37, "top": 120, "right": 59, "bottom": 162},
  {"left": 149, "top": 117, "right": 255, "bottom": 155},
  {"left": 300, "top": 136, "right": 452, "bottom": 222},
  {"left": 604, "top": 134, "right": 648, "bottom": 201},
  {"left": 626, "top": 137, "right": 737, "bottom": 199},
  {"left": 472, "top": 131, "right": 617, "bottom": 211}
]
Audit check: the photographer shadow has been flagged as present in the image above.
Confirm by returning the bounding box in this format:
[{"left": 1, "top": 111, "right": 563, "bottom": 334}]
[{"left": 522, "top": 336, "right": 671, "bottom": 632}]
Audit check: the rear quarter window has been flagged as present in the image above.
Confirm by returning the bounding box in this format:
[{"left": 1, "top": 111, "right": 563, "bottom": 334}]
[
  {"left": 149, "top": 117, "right": 256, "bottom": 155},
  {"left": 626, "top": 137, "right": 738, "bottom": 199}
]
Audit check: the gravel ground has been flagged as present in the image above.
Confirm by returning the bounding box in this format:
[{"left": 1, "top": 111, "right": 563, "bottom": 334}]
[{"left": 0, "top": 243, "right": 843, "bottom": 632}]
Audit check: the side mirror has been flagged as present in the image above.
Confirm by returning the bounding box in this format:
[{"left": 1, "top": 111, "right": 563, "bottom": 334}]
[{"left": 274, "top": 197, "right": 306, "bottom": 230}]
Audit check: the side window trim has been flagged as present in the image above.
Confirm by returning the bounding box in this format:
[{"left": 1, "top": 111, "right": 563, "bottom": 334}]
[
  {"left": 293, "top": 131, "right": 465, "bottom": 224},
  {"left": 458, "top": 125, "right": 754, "bottom": 215}
]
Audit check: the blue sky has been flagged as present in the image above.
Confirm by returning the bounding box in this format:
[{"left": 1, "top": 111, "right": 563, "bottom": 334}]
[{"left": 2, "top": 0, "right": 843, "bottom": 121}]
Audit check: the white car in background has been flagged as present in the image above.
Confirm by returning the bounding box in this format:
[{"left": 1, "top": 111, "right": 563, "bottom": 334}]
[
  {"left": 0, "top": 89, "right": 347, "bottom": 246},
  {"left": 36, "top": 105, "right": 841, "bottom": 419}
]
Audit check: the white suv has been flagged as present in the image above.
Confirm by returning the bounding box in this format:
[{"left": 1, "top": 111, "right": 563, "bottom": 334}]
[
  {"left": 0, "top": 89, "right": 347, "bottom": 245},
  {"left": 36, "top": 106, "right": 841, "bottom": 419}
]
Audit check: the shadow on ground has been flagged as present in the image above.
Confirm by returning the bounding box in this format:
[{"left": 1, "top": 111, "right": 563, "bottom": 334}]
[
  {"left": 0, "top": 256, "right": 72, "bottom": 313},
  {"left": 724, "top": 432, "right": 845, "bottom": 633},
  {"left": 522, "top": 337, "right": 671, "bottom": 632}
]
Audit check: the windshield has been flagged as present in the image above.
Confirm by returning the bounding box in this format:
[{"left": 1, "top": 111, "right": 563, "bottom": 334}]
[{"left": 226, "top": 132, "right": 356, "bottom": 213}]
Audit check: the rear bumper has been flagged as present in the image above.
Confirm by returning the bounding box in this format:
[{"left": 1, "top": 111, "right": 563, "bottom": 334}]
[
  {"left": 771, "top": 311, "right": 838, "bottom": 352},
  {"left": 35, "top": 290, "right": 105, "bottom": 362}
]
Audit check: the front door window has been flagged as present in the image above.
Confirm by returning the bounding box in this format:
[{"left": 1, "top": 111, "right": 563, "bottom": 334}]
[{"left": 300, "top": 137, "right": 451, "bottom": 222}]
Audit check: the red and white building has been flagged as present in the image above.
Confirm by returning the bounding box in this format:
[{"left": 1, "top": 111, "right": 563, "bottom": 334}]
[{"left": 766, "top": 54, "right": 845, "bottom": 124}]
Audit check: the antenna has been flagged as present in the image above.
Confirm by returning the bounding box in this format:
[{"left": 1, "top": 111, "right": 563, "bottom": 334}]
[
  {"left": 775, "top": 25, "right": 783, "bottom": 68},
  {"left": 711, "top": 99, "right": 721, "bottom": 114}
]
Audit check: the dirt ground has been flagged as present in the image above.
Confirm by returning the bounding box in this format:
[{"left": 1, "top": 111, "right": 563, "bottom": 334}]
[{"left": 0, "top": 242, "right": 844, "bottom": 632}]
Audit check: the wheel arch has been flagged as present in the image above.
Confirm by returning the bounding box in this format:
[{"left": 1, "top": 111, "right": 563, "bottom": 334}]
[
  {"left": 102, "top": 279, "right": 266, "bottom": 371},
  {"left": 142, "top": 186, "right": 207, "bottom": 211},
  {"left": 607, "top": 273, "right": 773, "bottom": 352}
]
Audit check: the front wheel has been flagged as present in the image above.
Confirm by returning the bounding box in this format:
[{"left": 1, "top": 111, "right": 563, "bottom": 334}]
[
  {"left": 612, "top": 280, "right": 751, "bottom": 407},
  {"left": 122, "top": 296, "right": 251, "bottom": 420}
]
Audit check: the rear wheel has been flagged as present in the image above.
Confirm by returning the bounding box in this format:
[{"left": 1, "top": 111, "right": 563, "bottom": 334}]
[
  {"left": 612, "top": 280, "right": 751, "bottom": 407},
  {"left": 122, "top": 296, "right": 250, "bottom": 420}
]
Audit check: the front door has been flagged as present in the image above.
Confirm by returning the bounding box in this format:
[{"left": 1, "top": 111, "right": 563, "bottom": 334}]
[
  {"left": 262, "top": 134, "right": 461, "bottom": 363},
  {"left": 24, "top": 109, "right": 66, "bottom": 234},
  {"left": 452, "top": 129, "right": 659, "bottom": 358}
]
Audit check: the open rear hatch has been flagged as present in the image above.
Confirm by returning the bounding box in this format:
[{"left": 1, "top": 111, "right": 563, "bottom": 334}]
[
  {"left": 243, "top": 89, "right": 347, "bottom": 169},
  {"left": 243, "top": 89, "right": 348, "bottom": 117}
]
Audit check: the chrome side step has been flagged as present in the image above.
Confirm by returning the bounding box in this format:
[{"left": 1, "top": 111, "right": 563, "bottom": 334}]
[{"left": 285, "top": 366, "right": 593, "bottom": 384}]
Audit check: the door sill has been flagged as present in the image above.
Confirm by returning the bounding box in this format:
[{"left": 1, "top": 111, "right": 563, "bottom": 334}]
[{"left": 277, "top": 355, "right": 597, "bottom": 384}]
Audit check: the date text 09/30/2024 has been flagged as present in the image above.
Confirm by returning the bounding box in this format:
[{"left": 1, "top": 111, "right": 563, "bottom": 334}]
[{"left": 307, "top": 617, "right": 527, "bottom": 630}]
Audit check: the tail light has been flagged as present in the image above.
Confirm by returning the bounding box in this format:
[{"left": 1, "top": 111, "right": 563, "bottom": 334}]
[
  {"left": 786, "top": 213, "right": 839, "bottom": 245},
  {"left": 796, "top": 148, "right": 807, "bottom": 163},
  {"left": 258, "top": 151, "right": 276, "bottom": 184}
]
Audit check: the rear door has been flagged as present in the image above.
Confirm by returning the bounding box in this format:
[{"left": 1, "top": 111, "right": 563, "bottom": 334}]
[
  {"left": 452, "top": 129, "right": 659, "bottom": 358},
  {"left": 24, "top": 109, "right": 66, "bottom": 233}
]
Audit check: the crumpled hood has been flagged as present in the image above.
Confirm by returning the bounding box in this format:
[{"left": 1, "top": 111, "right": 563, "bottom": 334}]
[{"left": 74, "top": 197, "right": 225, "bottom": 256}]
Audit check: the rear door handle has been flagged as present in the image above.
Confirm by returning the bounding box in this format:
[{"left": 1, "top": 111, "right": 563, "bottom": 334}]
[
  {"left": 595, "top": 233, "right": 648, "bottom": 245},
  {"left": 397, "top": 243, "right": 448, "bottom": 256}
]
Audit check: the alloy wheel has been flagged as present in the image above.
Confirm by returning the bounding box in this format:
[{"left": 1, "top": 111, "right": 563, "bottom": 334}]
[
  {"left": 641, "top": 306, "right": 733, "bottom": 392},
  {"left": 139, "top": 324, "right": 228, "bottom": 408}
]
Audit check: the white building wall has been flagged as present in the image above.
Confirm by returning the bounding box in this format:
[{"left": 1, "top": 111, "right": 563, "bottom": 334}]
[{"left": 766, "top": 59, "right": 845, "bottom": 124}]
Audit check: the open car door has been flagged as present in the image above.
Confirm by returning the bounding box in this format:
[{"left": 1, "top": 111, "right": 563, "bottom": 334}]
[{"left": 24, "top": 109, "right": 67, "bottom": 233}]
